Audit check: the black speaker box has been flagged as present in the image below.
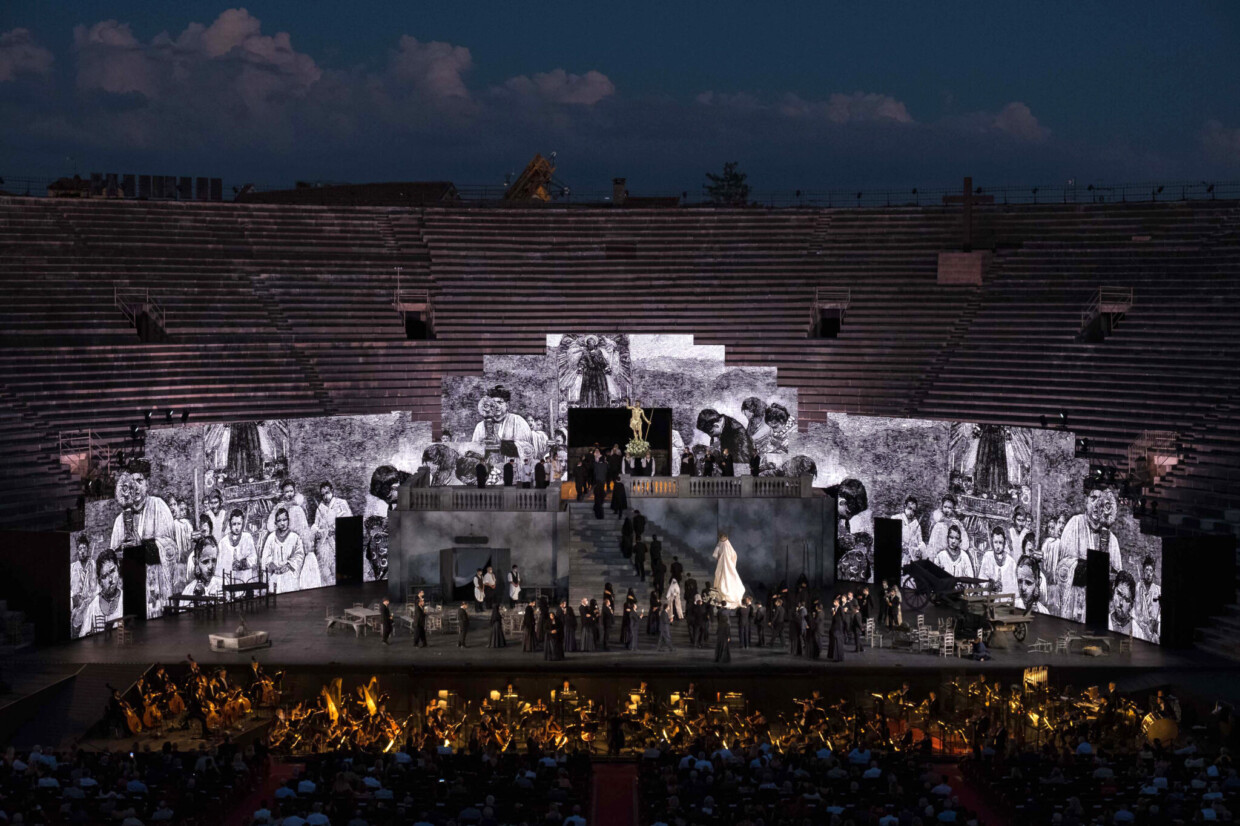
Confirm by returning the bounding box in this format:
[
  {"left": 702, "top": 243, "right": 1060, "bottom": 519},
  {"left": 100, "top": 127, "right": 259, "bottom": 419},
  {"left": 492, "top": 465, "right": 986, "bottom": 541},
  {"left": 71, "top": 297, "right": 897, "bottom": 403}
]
[{"left": 335, "top": 516, "right": 364, "bottom": 585}]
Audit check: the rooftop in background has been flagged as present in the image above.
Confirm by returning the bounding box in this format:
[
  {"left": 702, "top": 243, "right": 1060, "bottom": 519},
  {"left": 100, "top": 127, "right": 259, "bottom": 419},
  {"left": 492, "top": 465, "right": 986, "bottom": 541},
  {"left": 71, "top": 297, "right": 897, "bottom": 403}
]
[{"left": 237, "top": 180, "right": 461, "bottom": 207}]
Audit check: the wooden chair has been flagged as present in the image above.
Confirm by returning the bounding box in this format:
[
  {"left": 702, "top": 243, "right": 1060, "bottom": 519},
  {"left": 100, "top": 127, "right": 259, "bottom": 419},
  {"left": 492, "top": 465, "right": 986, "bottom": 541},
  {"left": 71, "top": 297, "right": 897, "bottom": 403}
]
[
  {"left": 1055, "top": 632, "right": 1074, "bottom": 655},
  {"left": 113, "top": 620, "right": 134, "bottom": 646},
  {"left": 939, "top": 629, "right": 954, "bottom": 657},
  {"left": 1027, "top": 637, "right": 1054, "bottom": 654},
  {"left": 1118, "top": 628, "right": 1134, "bottom": 653}
]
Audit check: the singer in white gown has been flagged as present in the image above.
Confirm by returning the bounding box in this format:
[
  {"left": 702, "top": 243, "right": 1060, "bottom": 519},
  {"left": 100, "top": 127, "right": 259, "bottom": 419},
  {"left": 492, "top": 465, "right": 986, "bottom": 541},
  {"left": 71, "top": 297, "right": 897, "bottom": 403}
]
[{"left": 711, "top": 533, "right": 746, "bottom": 609}]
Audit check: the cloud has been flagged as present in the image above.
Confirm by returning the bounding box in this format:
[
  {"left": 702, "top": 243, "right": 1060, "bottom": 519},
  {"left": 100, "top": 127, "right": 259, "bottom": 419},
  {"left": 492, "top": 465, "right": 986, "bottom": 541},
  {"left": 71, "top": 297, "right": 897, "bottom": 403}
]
[
  {"left": 388, "top": 35, "right": 473, "bottom": 99},
  {"left": 498, "top": 69, "right": 615, "bottom": 105},
  {"left": 991, "top": 101, "right": 1049, "bottom": 142},
  {"left": 0, "top": 28, "right": 54, "bottom": 82},
  {"left": 699, "top": 89, "right": 913, "bottom": 125},
  {"left": 1202, "top": 120, "right": 1240, "bottom": 164}
]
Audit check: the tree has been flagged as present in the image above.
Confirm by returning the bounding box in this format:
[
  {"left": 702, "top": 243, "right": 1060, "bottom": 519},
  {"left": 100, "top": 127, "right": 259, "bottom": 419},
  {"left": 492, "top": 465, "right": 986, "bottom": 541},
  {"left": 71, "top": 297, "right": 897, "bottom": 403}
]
[{"left": 704, "top": 162, "right": 750, "bottom": 206}]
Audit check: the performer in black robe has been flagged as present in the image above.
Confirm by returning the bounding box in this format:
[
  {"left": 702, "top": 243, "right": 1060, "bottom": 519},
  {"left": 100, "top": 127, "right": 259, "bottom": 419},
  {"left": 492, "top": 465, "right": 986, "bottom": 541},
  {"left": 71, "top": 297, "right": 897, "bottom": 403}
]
[
  {"left": 828, "top": 600, "right": 846, "bottom": 663},
  {"left": 610, "top": 481, "right": 628, "bottom": 517},
  {"left": 806, "top": 602, "right": 822, "bottom": 659},
  {"left": 521, "top": 602, "right": 537, "bottom": 652},
  {"left": 537, "top": 597, "right": 550, "bottom": 649},
  {"left": 702, "top": 453, "right": 716, "bottom": 478},
  {"left": 680, "top": 450, "right": 695, "bottom": 477},
  {"left": 770, "top": 597, "right": 786, "bottom": 648},
  {"left": 851, "top": 604, "right": 866, "bottom": 653},
  {"left": 720, "top": 449, "right": 736, "bottom": 477},
  {"left": 626, "top": 607, "right": 640, "bottom": 651},
  {"left": 792, "top": 605, "right": 806, "bottom": 656},
  {"left": 562, "top": 601, "right": 578, "bottom": 653},
  {"left": 573, "top": 459, "right": 588, "bottom": 501},
  {"left": 603, "top": 582, "right": 615, "bottom": 609},
  {"left": 647, "top": 590, "right": 660, "bottom": 635},
  {"left": 620, "top": 601, "right": 634, "bottom": 648},
  {"left": 581, "top": 600, "right": 598, "bottom": 652},
  {"left": 601, "top": 600, "right": 614, "bottom": 651},
  {"left": 457, "top": 603, "right": 470, "bottom": 648},
  {"left": 488, "top": 602, "right": 506, "bottom": 648},
  {"left": 714, "top": 608, "right": 732, "bottom": 663},
  {"left": 545, "top": 611, "right": 564, "bottom": 661},
  {"left": 620, "top": 531, "right": 634, "bottom": 560},
  {"left": 475, "top": 461, "right": 488, "bottom": 488},
  {"left": 737, "top": 599, "right": 752, "bottom": 648}
]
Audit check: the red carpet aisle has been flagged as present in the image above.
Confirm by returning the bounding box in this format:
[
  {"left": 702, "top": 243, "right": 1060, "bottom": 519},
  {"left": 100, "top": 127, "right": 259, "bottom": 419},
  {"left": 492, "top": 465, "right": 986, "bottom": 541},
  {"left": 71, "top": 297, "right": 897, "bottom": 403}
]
[{"left": 591, "top": 763, "right": 637, "bottom": 826}]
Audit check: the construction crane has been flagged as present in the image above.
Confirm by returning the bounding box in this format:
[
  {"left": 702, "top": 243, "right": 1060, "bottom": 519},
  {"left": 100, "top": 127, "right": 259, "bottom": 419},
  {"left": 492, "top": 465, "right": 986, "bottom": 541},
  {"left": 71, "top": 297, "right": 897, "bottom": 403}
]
[{"left": 503, "top": 153, "right": 564, "bottom": 202}]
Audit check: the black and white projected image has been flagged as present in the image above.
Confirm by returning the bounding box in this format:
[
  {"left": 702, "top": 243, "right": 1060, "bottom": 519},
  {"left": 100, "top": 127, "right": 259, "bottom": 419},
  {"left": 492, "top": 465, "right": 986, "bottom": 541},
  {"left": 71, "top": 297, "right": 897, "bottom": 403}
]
[{"left": 69, "top": 531, "right": 122, "bottom": 639}]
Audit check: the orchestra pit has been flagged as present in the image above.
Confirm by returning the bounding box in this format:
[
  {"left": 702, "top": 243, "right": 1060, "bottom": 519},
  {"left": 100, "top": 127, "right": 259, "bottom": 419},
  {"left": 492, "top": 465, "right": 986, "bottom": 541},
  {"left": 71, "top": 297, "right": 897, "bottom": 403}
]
[{"left": 0, "top": 179, "right": 1239, "bottom": 826}]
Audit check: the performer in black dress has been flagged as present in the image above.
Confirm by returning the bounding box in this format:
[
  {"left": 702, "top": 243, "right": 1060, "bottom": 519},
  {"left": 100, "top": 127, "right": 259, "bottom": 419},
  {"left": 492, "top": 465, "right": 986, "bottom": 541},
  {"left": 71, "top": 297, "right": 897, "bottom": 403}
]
[
  {"left": 522, "top": 600, "right": 537, "bottom": 652},
  {"left": 488, "top": 602, "right": 506, "bottom": 648},
  {"left": 626, "top": 605, "right": 640, "bottom": 651},
  {"left": 457, "top": 602, "right": 470, "bottom": 648},
  {"left": 828, "top": 598, "right": 846, "bottom": 663},
  {"left": 714, "top": 608, "right": 732, "bottom": 663},
  {"left": 581, "top": 599, "right": 598, "bottom": 652},
  {"left": 806, "top": 601, "right": 822, "bottom": 659},
  {"left": 792, "top": 604, "right": 806, "bottom": 657},
  {"left": 601, "top": 599, "right": 614, "bottom": 651},
  {"left": 545, "top": 611, "right": 564, "bottom": 661}
]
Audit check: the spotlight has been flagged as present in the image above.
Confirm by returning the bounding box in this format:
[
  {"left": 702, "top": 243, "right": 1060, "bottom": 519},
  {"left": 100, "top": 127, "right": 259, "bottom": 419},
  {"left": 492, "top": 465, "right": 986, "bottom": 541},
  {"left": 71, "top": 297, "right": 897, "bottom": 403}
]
[
  {"left": 1076, "top": 438, "right": 1090, "bottom": 455},
  {"left": 143, "top": 410, "right": 152, "bottom": 426},
  {"left": 165, "top": 408, "right": 174, "bottom": 424},
  {"left": 1059, "top": 410, "right": 1068, "bottom": 427},
  {"left": 181, "top": 410, "right": 190, "bottom": 424},
  {"left": 130, "top": 425, "right": 142, "bottom": 441}
]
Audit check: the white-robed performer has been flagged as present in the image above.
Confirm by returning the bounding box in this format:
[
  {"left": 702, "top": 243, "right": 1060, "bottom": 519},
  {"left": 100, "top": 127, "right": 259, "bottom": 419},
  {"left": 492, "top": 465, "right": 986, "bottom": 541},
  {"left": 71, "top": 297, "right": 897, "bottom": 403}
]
[
  {"left": 664, "top": 576, "right": 684, "bottom": 619},
  {"left": 711, "top": 532, "right": 746, "bottom": 610},
  {"left": 261, "top": 507, "right": 306, "bottom": 594}
]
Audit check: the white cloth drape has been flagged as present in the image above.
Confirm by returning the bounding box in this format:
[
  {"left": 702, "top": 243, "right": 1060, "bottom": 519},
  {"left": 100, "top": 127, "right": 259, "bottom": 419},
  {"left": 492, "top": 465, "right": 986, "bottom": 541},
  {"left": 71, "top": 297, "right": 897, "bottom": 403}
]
[{"left": 711, "top": 538, "right": 746, "bottom": 609}]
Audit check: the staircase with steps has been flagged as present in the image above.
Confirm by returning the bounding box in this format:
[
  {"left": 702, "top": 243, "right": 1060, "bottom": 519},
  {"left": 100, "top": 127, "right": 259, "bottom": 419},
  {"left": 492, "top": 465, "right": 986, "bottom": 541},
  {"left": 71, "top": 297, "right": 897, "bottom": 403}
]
[{"left": 564, "top": 500, "right": 717, "bottom": 606}]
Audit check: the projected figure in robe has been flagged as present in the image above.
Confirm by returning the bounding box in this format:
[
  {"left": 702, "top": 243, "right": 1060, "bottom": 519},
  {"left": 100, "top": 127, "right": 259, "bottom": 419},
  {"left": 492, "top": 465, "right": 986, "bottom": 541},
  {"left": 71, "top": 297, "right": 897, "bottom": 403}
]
[
  {"left": 711, "top": 532, "right": 746, "bottom": 609},
  {"left": 557, "top": 335, "right": 630, "bottom": 409}
]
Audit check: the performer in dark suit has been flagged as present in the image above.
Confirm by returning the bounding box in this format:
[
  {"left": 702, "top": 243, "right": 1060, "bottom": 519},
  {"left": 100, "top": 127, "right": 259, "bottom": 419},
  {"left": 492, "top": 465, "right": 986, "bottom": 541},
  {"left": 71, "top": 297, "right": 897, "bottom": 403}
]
[
  {"left": 770, "top": 597, "right": 786, "bottom": 648},
  {"left": 749, "top": 453, "right": 761, "bottom": 477},
  {"left": 503, "top": 459, "right": 515, "bottom": 487},
  {"left": 456, "top": 602, "right": 470, "bottom": 647},
  {"left": 601, "top": 599, "right": 614, "bottom": 651},
  {"left": 522, "top": 600, "right": 537, "bottom": 652},
  {"left": 380, "top": 598, "right": 394, "bottom": 645},
  {"left": 475, "top": 461, "right": 488, "bottom": 488},
  {"left": 738, "top": 597, "right": 752, "bottom": 648},
  {"left": 534, "top": 459, "right": 548, "bottom": 489},
  {"left": 412, "top": 595, "right": 428, "bottom": 648},
  {"left": 721, "top": 448, "right": 736, "bottom": 477},
  {"left": 680, "top": 450, "right": 696, "bottom": 477}
]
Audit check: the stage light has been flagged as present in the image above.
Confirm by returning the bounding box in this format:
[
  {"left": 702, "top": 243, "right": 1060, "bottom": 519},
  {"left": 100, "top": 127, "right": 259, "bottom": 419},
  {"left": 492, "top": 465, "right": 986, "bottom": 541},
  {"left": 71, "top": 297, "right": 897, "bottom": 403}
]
[
  {"left": 143, "top": 410, "right": 152, "bottom": 426},
  {"left": 1059, "top": 410, "right": 1068, "bottom": 427},
  {"left": 181, "top": 410, "right": 190, "bottom": 424},
  {"left": 165, "top": 409, "right": 174, "bottom": 424}
]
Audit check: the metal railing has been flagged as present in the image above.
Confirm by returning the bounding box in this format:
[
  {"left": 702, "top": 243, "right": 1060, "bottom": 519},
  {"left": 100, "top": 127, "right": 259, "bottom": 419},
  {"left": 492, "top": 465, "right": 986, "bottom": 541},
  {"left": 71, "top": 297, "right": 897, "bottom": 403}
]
[
  {"left": 7, "top": 175, "right": 1240, "bottom": 208},
  {"left": 114, "top": 285, "right": 167, "bottom": 333},
  {"left": 1081, "top": 286, "right": 1134, "bottom": 328},
  {"left": 58, "top": 430, "right": 110, "bottom": 478},
  {"left": 624, "top": 475, "right": 815, "bottom": 499},
  {"left": 399, "top": 485, "right": 560, "bottom": 513}
]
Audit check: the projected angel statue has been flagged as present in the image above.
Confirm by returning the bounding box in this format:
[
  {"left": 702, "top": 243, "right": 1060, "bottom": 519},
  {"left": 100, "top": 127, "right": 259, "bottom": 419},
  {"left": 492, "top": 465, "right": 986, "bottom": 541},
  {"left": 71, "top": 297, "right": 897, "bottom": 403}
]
[
  {"left": 711, "top": 531, "right": 746, "bottom": 609},
  {"left": 557, "top": 334, "right": 631, "bottom": 408}
]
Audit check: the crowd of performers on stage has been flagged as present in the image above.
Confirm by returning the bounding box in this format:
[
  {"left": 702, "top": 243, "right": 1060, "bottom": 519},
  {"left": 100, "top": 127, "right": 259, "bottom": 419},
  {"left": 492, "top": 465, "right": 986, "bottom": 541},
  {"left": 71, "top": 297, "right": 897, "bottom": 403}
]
[
  {"left": 255, "top": 672, "right": 1188, "bottom": 759},
  {"left": 103, "top": 655, "right": 281, "bottom": 740}
]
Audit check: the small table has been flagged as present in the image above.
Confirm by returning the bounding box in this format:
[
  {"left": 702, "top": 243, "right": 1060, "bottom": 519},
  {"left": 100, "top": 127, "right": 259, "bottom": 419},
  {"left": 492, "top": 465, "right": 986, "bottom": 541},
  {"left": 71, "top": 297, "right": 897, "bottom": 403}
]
[
  {"left": 345, "top": 606, "right": 381, "bottom": 635},
  {"left": 1074, "top": 634, "right": 1112, "bottom": 655},
  {"left": 208, "top": 630, "right": 271, "bottom": 651}
]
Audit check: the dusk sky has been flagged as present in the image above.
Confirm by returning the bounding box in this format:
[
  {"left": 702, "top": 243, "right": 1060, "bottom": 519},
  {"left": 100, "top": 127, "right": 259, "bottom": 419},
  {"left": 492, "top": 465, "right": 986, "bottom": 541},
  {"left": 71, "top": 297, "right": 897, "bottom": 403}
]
[{"left": 2, "top": 2, "right": 1239, "bottom": 194}]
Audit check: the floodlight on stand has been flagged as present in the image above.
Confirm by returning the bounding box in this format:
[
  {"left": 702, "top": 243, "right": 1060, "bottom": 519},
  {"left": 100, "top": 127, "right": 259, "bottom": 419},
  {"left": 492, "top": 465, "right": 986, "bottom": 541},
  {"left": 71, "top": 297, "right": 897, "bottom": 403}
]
[
  {"left": 1059, "top": 410, "right": 1068, "bottom": 427},
  {"left": 165, "top": 409, "right": 174, "bottom": 424},
  {"left": 143, "top": 410, "right": 152, "bottom": 426},
  {"left": 181, "top": 410, "right": 190, "bottom": 424}
]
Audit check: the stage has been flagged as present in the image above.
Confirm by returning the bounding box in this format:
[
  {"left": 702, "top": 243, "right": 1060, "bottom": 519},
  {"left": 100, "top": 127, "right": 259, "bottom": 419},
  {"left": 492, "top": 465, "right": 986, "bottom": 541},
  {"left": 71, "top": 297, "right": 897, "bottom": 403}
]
[{"left": 12, "top": 580, "right": 1224, "bottom": 678}]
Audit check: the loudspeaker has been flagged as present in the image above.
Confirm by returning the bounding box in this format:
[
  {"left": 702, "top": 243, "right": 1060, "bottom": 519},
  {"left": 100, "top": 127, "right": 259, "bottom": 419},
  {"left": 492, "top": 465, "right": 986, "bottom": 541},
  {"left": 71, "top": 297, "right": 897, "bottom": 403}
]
[
  {"left": 335, "top": 516, "right": 364, "bottom": 585},
  {"left": 873, "top": 518, "right": 902, "bottom": 588},
  {"left": 1084, "top": 549, "right": 1110, "bottom": 631},
  {"left": 121, "top": 544, "right": 150, "bottom": 621}
]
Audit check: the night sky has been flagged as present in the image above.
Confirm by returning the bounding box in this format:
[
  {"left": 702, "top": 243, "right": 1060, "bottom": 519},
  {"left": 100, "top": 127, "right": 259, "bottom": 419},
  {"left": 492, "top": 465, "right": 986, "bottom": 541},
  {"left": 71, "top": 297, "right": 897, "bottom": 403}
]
[{"left": 2, "top": 2, "right": 1239, "bottom": 194}]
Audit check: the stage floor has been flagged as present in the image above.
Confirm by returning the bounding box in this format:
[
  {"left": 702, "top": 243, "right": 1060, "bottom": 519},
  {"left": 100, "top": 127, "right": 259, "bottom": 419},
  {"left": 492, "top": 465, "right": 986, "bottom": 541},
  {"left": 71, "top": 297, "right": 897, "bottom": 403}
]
[{"left": 14, "top": 581, "right": 1233, "bottom": 678}]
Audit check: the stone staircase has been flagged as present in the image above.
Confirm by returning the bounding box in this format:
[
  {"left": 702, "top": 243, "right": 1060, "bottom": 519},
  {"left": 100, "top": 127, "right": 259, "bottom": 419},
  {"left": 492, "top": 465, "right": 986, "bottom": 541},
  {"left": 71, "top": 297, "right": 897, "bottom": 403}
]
[{"left": 564, "top": 500, "right": 716, "bottom": 606}]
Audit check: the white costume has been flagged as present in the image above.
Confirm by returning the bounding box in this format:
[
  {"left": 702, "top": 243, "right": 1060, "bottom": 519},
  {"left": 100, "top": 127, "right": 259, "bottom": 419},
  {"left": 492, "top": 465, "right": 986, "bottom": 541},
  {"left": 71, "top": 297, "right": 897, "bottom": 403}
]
[
  {"left": 711, "top": 536, "right": 746, "bottom": 609},
  {"left": 78, "top": 592, "right": 123, "bottom": 638},
  {"left": 507, "top": 570, "right": 522, "bottom": 602},
  {"left": 472, "top": 414, "right": 535, "bottom": 460},
  {"left": 1135, "top": 580, "right": 1161, "bottom": 641},
  {"left": 1056, "top": 514, "right": 1122, "bottom": 622},
  {"left": 217, "top": 531, "right": 258, "bottom": 584},
  {"left": 261, "top": 530, "right": 305, "bottom": 595},
  {"left": 890, "top": 512, "right": 925, "bottom": 566},
  {"left": 935, "top": 549, "right": 975, "bottom": 579},
  {"left": 473, "top": 574, "right": 486, "bottom": 604},
  {"left": 979, "top": 552, "right": 1018, "bottom": 595},
  {"left": 311, "top": 494, "right": 352, "bottom": 585},
  {"left": 664, "top": 578, "right": 684, "bottom": 618}
]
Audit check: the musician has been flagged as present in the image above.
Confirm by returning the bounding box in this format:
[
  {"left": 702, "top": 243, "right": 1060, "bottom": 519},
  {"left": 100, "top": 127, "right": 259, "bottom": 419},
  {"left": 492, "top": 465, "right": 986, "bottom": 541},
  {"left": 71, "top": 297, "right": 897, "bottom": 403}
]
[
  {"left": 457, "top": 602, "right": 470, "bottom": 647},
  {"left": 380, "top": 597, "right": 393, "bottom": 645}
]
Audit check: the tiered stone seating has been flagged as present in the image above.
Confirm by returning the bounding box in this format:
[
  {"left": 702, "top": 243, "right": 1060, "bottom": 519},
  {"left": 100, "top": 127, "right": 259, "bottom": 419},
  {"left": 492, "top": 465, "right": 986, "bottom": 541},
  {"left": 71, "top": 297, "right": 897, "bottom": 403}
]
[{"left": 0, "top": 195, "right": 1237, "bottom": 547}]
